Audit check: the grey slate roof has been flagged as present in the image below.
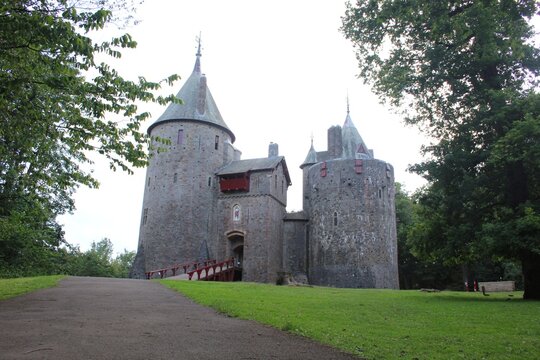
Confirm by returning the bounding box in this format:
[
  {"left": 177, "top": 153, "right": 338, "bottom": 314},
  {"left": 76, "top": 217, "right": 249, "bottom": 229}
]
[
  {"left": 342, "top": 112, "right": 371, "bottom": 159},
  {"left": 217, "top": 156, "right": 291, "bottom": 185},
  {"left": 300, "top": 141, "right": 318, "bottom": 169},
  {"left": 147, "top": 53, "right": 236, "bottom": 142}
]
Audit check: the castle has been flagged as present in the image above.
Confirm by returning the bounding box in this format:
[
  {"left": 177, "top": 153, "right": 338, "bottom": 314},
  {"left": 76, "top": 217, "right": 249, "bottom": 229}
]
[{"left": 131, "top": 46, "right": 399, "bottom": 289}]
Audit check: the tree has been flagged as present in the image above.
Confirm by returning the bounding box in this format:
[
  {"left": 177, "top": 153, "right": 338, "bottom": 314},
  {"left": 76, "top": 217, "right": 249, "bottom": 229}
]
[
  {"left": 342, "top": 1, "right": 540, "bottom": 298},
  {"left": 396, "top": 183, "right": 462, "bottom": 290},
  {"left": 0, "top": 0, "right": 178, "bottom": 274},
  {"left": 111, "top": 248, "right": 135, "bottom": 278}
]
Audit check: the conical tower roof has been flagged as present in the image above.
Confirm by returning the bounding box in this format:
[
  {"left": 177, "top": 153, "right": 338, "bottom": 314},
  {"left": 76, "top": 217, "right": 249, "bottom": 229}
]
[
  {"left": 147, "top": 43, "right": 235, "bottom": 142},
  {"left": 300, "top": 139, "right": 318, "bottom": 169},
  {"left": 342, "top": 108, "right": 371, "bottom": 159}
]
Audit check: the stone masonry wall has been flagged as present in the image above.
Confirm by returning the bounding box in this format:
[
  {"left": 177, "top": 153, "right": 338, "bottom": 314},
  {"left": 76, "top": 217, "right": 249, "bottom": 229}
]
[
  {"left": 307, "top": 158, "right": 399, "bottom": 288},
  {"left": 131, "top": 121, "right": 232, "bottom": 277},
  {"left": 283, "top": 212, "right": 309, "bottom": 279},
  {"left": 216, "top": 164, "right": 288, "bottom": 283}
]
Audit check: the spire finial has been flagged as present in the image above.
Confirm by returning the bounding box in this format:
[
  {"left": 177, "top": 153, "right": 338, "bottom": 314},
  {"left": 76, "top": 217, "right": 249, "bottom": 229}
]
[
  {"left": 193, "top": 32, "right": 202, "bottom": 73},
  {"left": 310, "top": 132, "right": 314, "bottom": 147},
  {"left": 196, "top": 32, "right": 202, "bottom": 57},
  {"left": 346, "top": 91, "right": 350, "bottom": 115}
]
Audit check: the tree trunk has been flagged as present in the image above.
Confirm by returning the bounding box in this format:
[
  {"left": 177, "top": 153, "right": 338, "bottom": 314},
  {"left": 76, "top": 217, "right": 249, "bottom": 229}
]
[{"left": 522, "top": 251, "right": 540, "bottom": 300}]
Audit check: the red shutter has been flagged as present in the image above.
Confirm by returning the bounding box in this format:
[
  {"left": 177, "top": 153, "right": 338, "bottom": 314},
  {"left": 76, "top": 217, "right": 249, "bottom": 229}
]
[{"left": 355, "top": 159, "right": 363, "bottom": 174}]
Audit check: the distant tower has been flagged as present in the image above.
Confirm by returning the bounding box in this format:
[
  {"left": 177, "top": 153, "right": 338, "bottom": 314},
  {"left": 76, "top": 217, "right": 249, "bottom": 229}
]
[
  {"left": 131, "top": 41, "right": 236, "bottom": 277},
  {"left": 301, "top": 104, "right": 399, "bottom": 288}
]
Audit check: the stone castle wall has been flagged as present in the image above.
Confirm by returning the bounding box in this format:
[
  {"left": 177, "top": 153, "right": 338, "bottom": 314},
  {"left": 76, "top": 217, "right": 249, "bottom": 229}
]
[
  {"left": 306, "top": 158, "right": 399, "bottom": 288},
  {"left": 283, "top": 212, "right": 309, "bottom": 280},
  {"left": 131, "top": 121, "right": 232, "bottom": 277},
  {"left": 217, "top": 165, "right": 288, "bottom": 283}
]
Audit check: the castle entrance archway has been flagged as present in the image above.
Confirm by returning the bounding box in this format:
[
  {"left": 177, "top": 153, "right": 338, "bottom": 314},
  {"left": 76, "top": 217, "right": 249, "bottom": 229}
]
[{"left": 227, "top": 231, "right": 244, "bottom": 281}]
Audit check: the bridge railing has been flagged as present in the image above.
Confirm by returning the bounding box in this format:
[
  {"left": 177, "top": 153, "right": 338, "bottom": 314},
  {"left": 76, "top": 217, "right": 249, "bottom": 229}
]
[
  {"left": 145, "top": 259, "right": 217, "bottom": 280},
  {"left": 187, "top": 258, "right": 235, "bottom": 281}
]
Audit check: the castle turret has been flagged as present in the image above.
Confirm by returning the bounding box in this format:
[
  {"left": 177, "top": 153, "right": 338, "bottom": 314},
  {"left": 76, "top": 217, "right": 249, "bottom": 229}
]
[
  {"left": 300, "top": 139, "right": 317, "bottom": 215},
  {"left": 306, "top": 108, "right": 399, "bottom": 289},
  {"left": 131, "top": 42, "right": 235, "bottom": 277}
]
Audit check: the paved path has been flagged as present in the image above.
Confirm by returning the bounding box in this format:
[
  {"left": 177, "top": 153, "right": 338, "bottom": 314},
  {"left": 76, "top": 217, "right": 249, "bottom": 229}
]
[{"left": 0, "top": 277, "right": 360, "bottom": 359}]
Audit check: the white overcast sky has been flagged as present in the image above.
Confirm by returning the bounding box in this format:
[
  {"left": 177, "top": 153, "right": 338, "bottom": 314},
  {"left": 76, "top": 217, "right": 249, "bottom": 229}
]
[{"left": 58, "top": 0, "right": 428, "bottom": 254}]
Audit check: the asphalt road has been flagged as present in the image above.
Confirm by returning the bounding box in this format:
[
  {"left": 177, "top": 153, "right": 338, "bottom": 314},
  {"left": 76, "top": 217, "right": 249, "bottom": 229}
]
[{"left": 0, "top": 277, "right": 360, "bottom": 359}]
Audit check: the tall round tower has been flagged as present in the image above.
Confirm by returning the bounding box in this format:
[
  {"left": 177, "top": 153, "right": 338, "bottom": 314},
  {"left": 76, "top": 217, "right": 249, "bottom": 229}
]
[
  {"left": 305, "top": 109, "right": 399, "bottom": 288},
  {"left": 131, "top": 44, "right": 236, "bottom": 278}
]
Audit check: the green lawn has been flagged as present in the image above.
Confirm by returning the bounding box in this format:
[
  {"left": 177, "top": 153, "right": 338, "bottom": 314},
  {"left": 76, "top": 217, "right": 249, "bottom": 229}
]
[
  {"left": 161, "top": 281, "right": 540, "bottom": 360},
  {"left": 0, "top": 275, "right": 65, "bottom": 300}
]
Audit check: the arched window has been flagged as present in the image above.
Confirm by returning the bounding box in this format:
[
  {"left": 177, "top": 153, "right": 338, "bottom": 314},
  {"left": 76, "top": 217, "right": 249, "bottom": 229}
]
[{"left": 232, "top": 204, "right": 241, "bottom": 222}]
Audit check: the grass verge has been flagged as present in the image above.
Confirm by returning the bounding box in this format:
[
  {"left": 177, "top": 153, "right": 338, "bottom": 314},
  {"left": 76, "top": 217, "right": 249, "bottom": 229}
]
[
  {"left": 161, "top": 281, "right": 540, "bottom": 360},
  {"left": 0, "top": 275, "right": 65, "bottom": 301}
]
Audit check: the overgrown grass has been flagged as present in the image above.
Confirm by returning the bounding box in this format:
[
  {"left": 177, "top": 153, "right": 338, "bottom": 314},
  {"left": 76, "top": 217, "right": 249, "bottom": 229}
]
[
  {"left": 161, "top": 281, "right": 540, "bottom": 360},
  {"left": 0, "top": 275, "right": 65, "bottom": 300}
]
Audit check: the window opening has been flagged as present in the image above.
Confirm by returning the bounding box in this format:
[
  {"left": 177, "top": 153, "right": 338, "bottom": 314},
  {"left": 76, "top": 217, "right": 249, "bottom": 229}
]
[
  {"left": 355, "top": 159, "right": 363, "bottom": 174},
  {"left": 215, "top": 135, "right": 219, "bottom": 150},
  {"left": 208, "top": 177, "right": 212, "bottom": 187},
  {"left": 173, "top": 173, "right": 177, "bottom": 183},
  {"left": 143, "top": 208, "right": 148, "bottom": 225},
  {"left": 333, "top": 212, "right": 338, "bottom": 226},
  {"left": 378, "top": 188, "right": 382, "bottom": 198},
  {"left": 233, "top": 204, "right": 241, "bottom": 222},
  {"left": 177, "top": 129, "right": 184, "bottom": 145},
  {"left": 321, "top": 162, "right": 327, "bottom": 177}
]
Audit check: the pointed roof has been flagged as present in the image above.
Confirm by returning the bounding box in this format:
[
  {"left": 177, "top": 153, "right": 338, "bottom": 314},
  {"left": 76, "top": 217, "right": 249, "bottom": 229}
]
[
  {"left": 300, "top": 139, "right": 318, "bottom": 169},
  {"left": 342, "top": 107, "right": 371, "bottom": 159},
  {"left": 147, "top": 43, "right": 235, "bottom": 142}
]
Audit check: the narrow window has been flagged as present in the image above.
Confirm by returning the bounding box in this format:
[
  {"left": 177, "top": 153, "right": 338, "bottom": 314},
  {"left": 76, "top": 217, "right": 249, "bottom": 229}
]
[
  {"left": 143, "top": 208, "right": 148, "bottom": 225},
  {"left": 208, "top": 177, "right": 212, "bottom": 187},
  {"left": 321, "top": 162, "right": 327, "bottom": 177},
  {"left": 215, "top": 135, "right": 219, "bottom": 150},
  {"left": 378, "top": 188, "right": 382, "bottom": 198},
  {"left": 333, "top": 212, "right": 338, "bottom": 226},
  {"left": 147, "top": 177, "right": 151, "bottom": 187},
  {"left": 281, "top": 180, "right": 284, "bottom": 194},
  {"left": 177, "top": 129, "right": 184, "bottom": 145},
  {"left": 233, "top": 204, "right": 241, "bottom": 222},
  {"left": 275, "top": 175, "right": 277, "bottom": 189},
  {"left": 173, "top": 173, "right": 177, "bottom": 183}
]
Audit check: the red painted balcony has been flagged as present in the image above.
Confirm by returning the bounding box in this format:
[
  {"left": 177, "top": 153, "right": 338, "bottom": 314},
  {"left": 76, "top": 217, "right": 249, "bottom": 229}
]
[{"left": 219, "top": 174, "right": 250, "bottom": 192}]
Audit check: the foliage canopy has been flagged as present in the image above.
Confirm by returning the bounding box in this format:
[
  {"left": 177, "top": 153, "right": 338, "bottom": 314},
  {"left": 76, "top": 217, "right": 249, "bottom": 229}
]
[
  {"left": 342, "top": 0, "right": 540, "bottom": 298},
  {"left": 0, "top": 0, "right": 178, "bottom": 273}
]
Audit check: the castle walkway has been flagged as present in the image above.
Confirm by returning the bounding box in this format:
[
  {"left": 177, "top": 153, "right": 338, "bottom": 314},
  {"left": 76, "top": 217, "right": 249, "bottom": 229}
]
[{"left": 0, "top": 277, "right": 359, "bottom": 359}]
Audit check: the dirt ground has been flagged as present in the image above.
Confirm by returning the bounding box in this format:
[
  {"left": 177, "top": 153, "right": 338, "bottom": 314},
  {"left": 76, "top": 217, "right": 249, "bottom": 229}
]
[{"left": 0, "top": 276, "right": 361, "bottom": 359}]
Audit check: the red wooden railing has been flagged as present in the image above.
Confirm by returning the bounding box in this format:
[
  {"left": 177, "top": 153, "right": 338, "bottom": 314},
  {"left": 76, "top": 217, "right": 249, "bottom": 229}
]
[
  {"left": 187, "top": 258, "right": 235, "bottom": 281},
  {"left": 145, "top": 259, "right": 217, "bottom": 280}
]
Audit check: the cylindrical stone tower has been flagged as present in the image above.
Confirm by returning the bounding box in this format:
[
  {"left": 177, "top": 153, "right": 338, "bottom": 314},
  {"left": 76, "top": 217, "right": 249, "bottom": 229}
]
[
  {"left": 304, "top": 110, "right": 399, "bottom": 288},
  {"left": 131, "top": 45, "right": 235, "bottom": 278}
]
